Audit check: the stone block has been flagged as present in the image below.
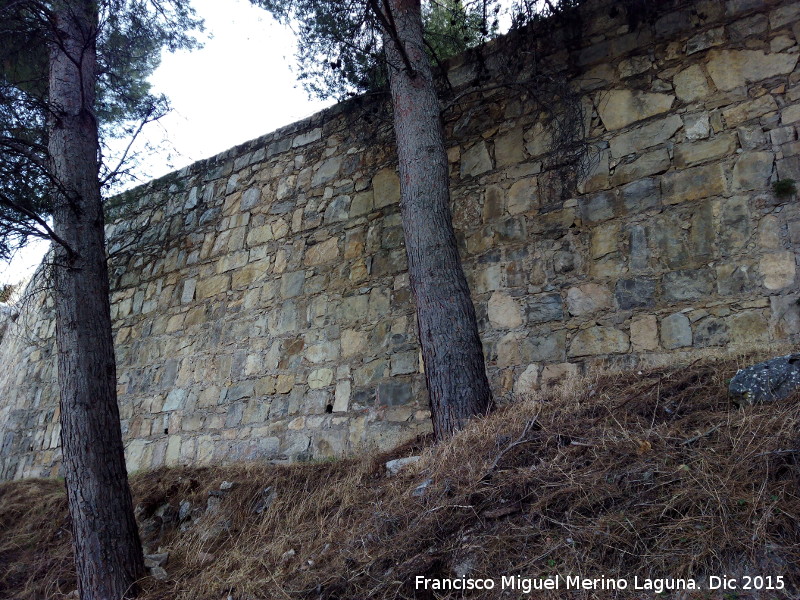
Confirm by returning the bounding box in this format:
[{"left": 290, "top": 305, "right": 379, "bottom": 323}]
[
  {"left": 674, "top": 134, "right": 737, "bottom": 168},
  {"left": 580, "top": 191, "right": 615, "bottom": 223},
  {"left": 737, "top": 124, "right": 766, "bottom": 150},
  {"left": 686, "top": 27, "right": 725, "bottom": 55},
  {"left": 280, "top": 271, "right": 305, "bottom": 298},
  {"left": 566, "top": 283, "right": 612, "bottom": 316},
  {"left": 324, "top": 195, "right": 351, "bottom": 223},
  {"left": 350, "top": 191, "right": 373, "bottom": 217},
  {"left": 722, "top": 95, "right": 779, "bottom": 128},
  {"left": 760, "top": 251, "right": 796, "bottom": 290},
  {"left": 661, "top": 163, "right": 726, "bottom": 204},
  {"left": 354, "top": 359, "right": 387, "bottom": 387},
  {"left": 684, "top": 113, "right": 710, "bottom": 141},
  {"left": 196, "top": 275, "right": 230, "bottom": 300},
  {"left": 304, "top": 237, "right": 339, "bottom": 266},
  {"left": 615, "top": 278, "right": 656, "bottom": 310},
  {"left": 482, "top": 185, "right": 505, "bottom": 222},
  {"left": 719, "top": 196, "right": 751, "bottom": 255},
  {"left": 662, "top": 269, "right": 714, "bottom": 302},
  {"left": 373, "top": 168, "right": 400, "bottom": 208},
  {"left": 630, "top": 315, "right": 658, "bottom": 351},
  {"left": 376, "top": 381, "right": 412, "bottom": 406},
  {"left": 611, "top": 149, "right": 671, "bottom": 186},
  {"left": 525, "top": 294, "right": 564, "bottom": 324},
  {"left": 597, "top": 89, "right": 675, "bottom": 131},
  {"left": 333, "top": 380, "right": 351, "bottom": 412},
  {"left": 770, "top": 3, "right": 800, "bottom": 29},
  {"left": 520, "top": 329, "right": 565, "bottom": 362},
  {"left": 621, "top": 178, "right": 660, "bottom": 213},
  {"left": 488, "top": 292, "right": 523, "bottom": 328},
  {"left": 732, "top": 151, "right": 774, "bottom": 191},
  {"left": 591, "top": 222, "right": 619, "bottom": 259},
  {"left": 524, "top": 122, "right": 551, "bottom": 158},
  {"left": 461, "top": 142, "right": 493, "bottom": 177},
  {"left": 308, "top": 368, "right": 334, "bottom": 390},
  {"left": 241, "top": 187, "right": 261, "bottom": 211},
  {"left": 513, "top": 364, "right": 539, "bottom": 396},
  {"left": 728, "top": 310, "right": 769, "bottom": 344},
  {"left": 311, "top": 156, "right": 343, "bottom": 187},
  {"left": 661, "top": 313, "right": 692, "bottom": 349},
  {"left": 673, "top": 65, "right": 712, "bottom": 103},
  {"left": 568, "top": 326, "right": 629, "bottom": 357},
  {"left": 706, "top": 49, "right": 798, "bottom": 91},
  {"left": 608, "top": 115, "right": 682, "bottom": 157},
  {"left": 494, "top": 128, "right": 524, "bottom": 167},
  {"left": 540, "top": 363, "right": 579, "bottom": 386},
  {"left": 770, "top": 295, "right": 800, "bottom": 338},
  {"left": 693, "top": 317, "right": 730, "bottom": 347},
  {"left": 341, "top": 329, "right": 367, "bottom": 358},
  {"left": 782, "top": 104, "right": 800, "bottom": 126},
  {"left": 180, "top": 279, "right": 196, "bottom": 304},
  {"left": 507, "top": 178, "right": 538, "bottom": 215}
]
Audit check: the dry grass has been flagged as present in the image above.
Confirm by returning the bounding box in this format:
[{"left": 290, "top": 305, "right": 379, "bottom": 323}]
[{"left": 2, "top": 352, "right": 800, "bottom": 599}]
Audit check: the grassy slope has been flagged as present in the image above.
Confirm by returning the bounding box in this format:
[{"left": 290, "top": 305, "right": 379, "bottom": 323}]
[{"left": 1, "top": 353, "right": 799, "bottom": 599}]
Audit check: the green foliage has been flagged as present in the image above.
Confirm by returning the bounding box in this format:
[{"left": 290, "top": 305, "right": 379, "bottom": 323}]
[
  {"left": 423, "top": 1, "right": 499, "bottom": 62},
  {"left": 0, "top": 0, "right": 202, "bottom": 259},
  {"left": 773, "top": 178, "right": 797, "bottom": 198},
  {"left": 250, "top": 0, "right": 497, "bottom": 100}
]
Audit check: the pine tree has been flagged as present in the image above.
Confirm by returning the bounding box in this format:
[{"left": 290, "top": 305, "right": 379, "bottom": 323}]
[
  {"left": 0, "top": 1, "right": 200, "bottom": 597},
  {"left": 250, "top": 0, "right": 499, "bottom": 439}
]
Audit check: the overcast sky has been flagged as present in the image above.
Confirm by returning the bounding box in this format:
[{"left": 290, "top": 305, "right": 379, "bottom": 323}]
[{"left": 0, "top": 0, "right": 333, "bottom": 288}]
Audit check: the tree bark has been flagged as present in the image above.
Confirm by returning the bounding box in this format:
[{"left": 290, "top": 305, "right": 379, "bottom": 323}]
[
  {"left": 382, "top": 0, "right": 493, "bottom": 439},
  {"left": 48, "top": 2, "right": 145, "bottom": 598}
]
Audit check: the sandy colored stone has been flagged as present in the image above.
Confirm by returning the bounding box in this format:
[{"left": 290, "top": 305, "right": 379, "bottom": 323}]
[
  {"left": 597, "top": 89, "right": 675, "bottom": 131},
  {"left": 760, "top": 251, "right": 796, "bottom": 290},
  {"left": 304, "top": 237, "right": 339, "bottom": 266},
  {"left": 488, "top": 292, "right": 523, "bottom": 328},
  {"left": 513, "top": 364, "right": 539, "bottom": 396},
  {"left": 568, "top": 326, "right": 629, "bottom": 357},
  {"left": 461, "top": 141, "right": 493, "bottom": 177},
  {"left": 630, "top": 315, "right": 659, "bottom": 351},
  {"left": 608, "top": 115, "right": 682, "bottom": 157},
  {"left": 276, "top": 374, "right": 294, "bottom": 394},
  {"left": 494, "top": 128, "right": 524, "bottom": 168},
  {"left": 308, "top": 368, "right": 334, "bottom": 390},
  {"left": 591, "top": 222, "right": 619, "bottom": 259},
  {"left": 373, "top": 168, "right": 400, "bottom": 208},
  {"left": 195, "top": 275, "right": 230, "bottom": 300},
  {"left": 706, "top": 49, "right": 798, "bottom": 91},
  {"left": 541, "top": 363, "right": 579, "bottom": 386},
  {"left": 674, "top": 134, "right": 737, "bottom": 167},
  {"left": 732, "top": 151, "right": 774, "bottom": 191},
  {"left": 673, "top": 64, "right": 712, "bottom": 102},
  {"left": 507, "top": 178, "right": 538, "bottom": 214},
  {"left": 662, "top": 163, "right": 726, "bottom": 204},
  {"left": 566, "top": 283, "right": 612, "bottom": 316}
]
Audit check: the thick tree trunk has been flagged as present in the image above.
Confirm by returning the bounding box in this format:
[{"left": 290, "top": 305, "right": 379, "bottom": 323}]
[
  {"left": 48, "top": 2, "right": 145, "bottom": 598},
  {"left": 382, "top": 0, "right": 493, "bottom": 439}
]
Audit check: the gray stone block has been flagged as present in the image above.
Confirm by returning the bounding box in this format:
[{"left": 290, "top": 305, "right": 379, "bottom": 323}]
[{"left": 729, "top": 354, "right": 800, "bottom": 405}]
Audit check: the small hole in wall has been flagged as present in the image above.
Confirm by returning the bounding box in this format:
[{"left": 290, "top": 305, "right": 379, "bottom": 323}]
[
  {"left": 325, "top": 404, "right": 333, "bottom": 414},
  {"left": 164, "top": 428, "right": 168, "bottom": 435}
]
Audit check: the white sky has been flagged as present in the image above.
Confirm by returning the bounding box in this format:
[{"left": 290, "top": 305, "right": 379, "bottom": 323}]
[{"left": 0, "top": 0, "right": 333, "bottom": 289}]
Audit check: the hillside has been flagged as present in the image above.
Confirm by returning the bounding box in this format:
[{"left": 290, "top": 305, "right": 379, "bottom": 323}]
[{"left": 1, "top": 353, "right": 799, "bottom": 599}]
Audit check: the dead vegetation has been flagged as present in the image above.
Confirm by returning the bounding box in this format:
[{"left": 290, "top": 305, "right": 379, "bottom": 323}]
[{"left": 2, "top": 353, "right": 799, "bottom": 599}]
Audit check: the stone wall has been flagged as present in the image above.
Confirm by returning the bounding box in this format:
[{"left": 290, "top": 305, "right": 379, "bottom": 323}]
[{"left": 2, "top": 0, "right": 800, "bottom": 480}]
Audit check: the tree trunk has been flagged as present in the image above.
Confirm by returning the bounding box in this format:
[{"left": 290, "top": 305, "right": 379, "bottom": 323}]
[
  {"left": 48, "top": 2, "right": 145, "bottom": 598},
  {"left": 382, "top": 0, "right": 493, "bottom": 439}
]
